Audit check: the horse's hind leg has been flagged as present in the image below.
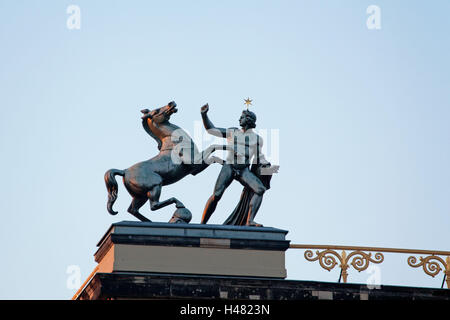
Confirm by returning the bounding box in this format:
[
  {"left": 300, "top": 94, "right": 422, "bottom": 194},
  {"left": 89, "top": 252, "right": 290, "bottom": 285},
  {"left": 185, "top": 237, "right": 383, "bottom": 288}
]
[
  {"left": 147, "top": 185, "right": 185, "bottom": 210},
  {"left": 127, "top": 197, "right": 150, "bottom": 222}
]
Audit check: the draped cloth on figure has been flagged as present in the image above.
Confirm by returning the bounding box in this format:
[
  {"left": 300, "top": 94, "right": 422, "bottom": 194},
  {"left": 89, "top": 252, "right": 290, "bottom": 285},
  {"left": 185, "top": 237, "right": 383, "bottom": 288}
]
[{"left": 223, "top": 163, "right": 273, "bottom": 226}]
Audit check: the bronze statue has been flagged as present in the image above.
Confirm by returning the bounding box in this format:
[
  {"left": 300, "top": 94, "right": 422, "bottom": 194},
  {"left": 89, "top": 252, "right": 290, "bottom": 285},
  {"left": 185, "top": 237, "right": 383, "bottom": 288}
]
[
  {"left": 200, "top": 103, "right": 279, "bottom": 227},
  {"left": 104, "top": 101, "right": 228, "bottom": 223}
]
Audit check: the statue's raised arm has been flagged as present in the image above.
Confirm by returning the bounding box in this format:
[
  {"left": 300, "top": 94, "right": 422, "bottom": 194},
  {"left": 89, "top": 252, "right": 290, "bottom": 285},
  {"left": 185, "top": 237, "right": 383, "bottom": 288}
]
[{"left": 201, "top": 104, "right": 227, "bottom": 138}]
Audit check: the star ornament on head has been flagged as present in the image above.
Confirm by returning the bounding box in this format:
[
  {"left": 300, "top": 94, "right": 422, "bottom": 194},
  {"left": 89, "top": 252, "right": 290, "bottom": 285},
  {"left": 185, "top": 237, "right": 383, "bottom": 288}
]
[{"left": 244, "top": 97, "right": 253, "bottom": 109}]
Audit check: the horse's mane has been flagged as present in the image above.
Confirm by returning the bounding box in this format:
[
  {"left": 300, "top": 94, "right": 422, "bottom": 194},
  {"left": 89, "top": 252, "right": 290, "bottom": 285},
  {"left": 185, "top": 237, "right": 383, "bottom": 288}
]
[{"left": 142, "top": 119, "right": 163, "bottom": 150}]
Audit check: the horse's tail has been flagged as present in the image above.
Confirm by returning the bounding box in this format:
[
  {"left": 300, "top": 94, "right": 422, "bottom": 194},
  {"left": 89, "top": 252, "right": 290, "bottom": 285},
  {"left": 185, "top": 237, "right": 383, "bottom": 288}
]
[{"left": 104, "top": 169, "right": 125, "bottom": 215}]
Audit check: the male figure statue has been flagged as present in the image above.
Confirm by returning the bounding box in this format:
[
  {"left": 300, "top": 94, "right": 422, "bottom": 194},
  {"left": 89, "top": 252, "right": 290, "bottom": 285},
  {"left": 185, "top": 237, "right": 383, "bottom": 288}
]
[{"left": 200, "top": 103, "right": 277, "bottom": 226}]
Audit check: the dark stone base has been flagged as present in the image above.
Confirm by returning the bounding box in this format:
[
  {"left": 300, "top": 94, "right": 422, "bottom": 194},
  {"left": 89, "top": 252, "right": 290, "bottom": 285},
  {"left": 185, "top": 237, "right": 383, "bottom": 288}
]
[
  {"left": 77, "top": 272, "right": 450, "bottom": 300},
  {"left": 94, "top": 221, "right": 289, "bottom": 278}
]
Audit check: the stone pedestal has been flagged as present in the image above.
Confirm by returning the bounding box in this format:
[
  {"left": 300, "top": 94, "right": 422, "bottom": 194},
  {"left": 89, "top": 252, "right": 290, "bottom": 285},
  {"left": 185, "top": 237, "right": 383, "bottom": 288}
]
[{"left": 94, "top": 221, "right": 290, "bottom": 279}]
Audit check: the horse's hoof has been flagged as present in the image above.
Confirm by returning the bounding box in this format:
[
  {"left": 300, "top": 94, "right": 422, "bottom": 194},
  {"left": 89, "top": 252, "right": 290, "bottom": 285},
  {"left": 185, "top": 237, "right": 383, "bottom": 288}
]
[
  {"left": 175, "top": 200, "right": 185, "bottom": 209},
  {"left": 169, "top": 207, "right": 192, "bottom": 224},
  {"left": 129, "top": 210, "right": 151, "bottom": 222}
]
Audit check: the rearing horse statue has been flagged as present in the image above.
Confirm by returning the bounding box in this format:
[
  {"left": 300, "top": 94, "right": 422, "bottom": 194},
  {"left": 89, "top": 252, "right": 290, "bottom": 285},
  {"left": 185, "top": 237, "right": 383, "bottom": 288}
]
[{"left": 104, "top": 101, "right": 227, "bottom": 223}]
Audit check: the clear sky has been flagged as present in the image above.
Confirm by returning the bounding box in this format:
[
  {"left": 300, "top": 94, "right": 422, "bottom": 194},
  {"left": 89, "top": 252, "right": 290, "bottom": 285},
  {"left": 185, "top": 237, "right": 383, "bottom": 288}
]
[{"left": 0, "top": 1, "right": 449, "bottom": 299}]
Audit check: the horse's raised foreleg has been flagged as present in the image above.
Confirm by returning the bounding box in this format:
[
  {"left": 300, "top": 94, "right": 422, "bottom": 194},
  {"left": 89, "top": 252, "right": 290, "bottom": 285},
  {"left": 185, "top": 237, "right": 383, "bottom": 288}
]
[
  {"left": 195, "top": 144, "right": 231, "bottom": 164},
  {"left": 188, "top": 144, "right": 228, "bottom": 176},
  {"left": 127, "top": 196, "right": 151, "bottom": 222},
  {"left": 147, "top": 185, "right": 185, "bottom": 210}
]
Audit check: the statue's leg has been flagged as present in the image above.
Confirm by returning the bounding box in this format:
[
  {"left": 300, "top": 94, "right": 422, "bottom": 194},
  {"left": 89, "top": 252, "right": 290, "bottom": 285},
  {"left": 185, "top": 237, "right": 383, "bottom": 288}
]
[
  {"left": 127, "top": 197, "right": 150, "bottom": 222},
  {"left": 147, "top": 184, "right": 185, "bottom": 211},
  {"left": 201, "top": 164, "right": 234, "bottom": 224},
  {"left": 237, "top": 169, "right": 267, "bottom": 227}
]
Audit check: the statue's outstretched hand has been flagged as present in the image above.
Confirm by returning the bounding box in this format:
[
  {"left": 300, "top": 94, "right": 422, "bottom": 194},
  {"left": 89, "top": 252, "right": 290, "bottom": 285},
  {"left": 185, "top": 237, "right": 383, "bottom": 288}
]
[
  {"left": 260, "top": 164, "right": 280, "bottom": 175},
  {"left": 270, "top": 165, "right": 280, "bottom": 173},
  {"left": 200, "top": 103, "right": 209, "bottom": 114}
]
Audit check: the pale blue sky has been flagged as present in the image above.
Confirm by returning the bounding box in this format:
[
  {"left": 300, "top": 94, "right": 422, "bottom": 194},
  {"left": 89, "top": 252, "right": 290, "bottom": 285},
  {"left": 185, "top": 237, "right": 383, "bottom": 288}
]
[{"left": 0, "top": 1, "right": 449, "bottom": 299}]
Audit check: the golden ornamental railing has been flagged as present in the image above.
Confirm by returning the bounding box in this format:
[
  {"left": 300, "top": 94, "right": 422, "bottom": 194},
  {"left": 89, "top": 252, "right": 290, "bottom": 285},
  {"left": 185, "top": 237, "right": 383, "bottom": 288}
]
[{"left": 289, "top": 244, "right": 450, "bottom": 289}]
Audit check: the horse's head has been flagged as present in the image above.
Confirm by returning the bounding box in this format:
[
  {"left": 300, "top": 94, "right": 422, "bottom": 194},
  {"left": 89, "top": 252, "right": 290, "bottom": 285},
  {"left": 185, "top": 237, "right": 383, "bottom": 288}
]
[{"left": 141, "top": 101, "right": 178, "bottom": 124}]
